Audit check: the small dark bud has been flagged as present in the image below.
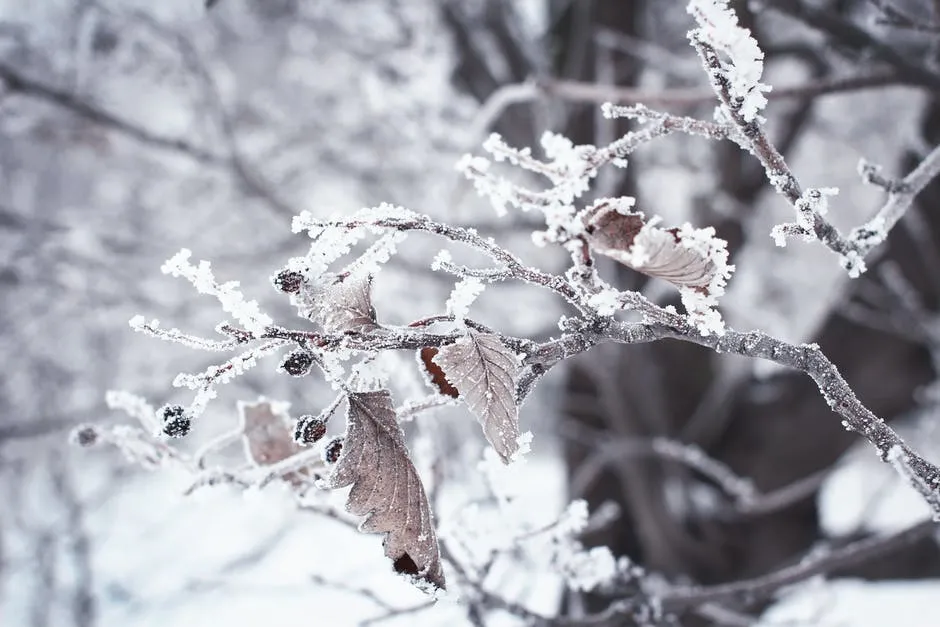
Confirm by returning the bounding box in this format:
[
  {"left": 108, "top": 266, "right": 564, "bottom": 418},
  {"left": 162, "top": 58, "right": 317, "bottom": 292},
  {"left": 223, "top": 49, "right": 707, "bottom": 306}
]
[
  {"left": 160, "top": 404, "right": 191, "bottom": 438},
  {"left": 322, "top": 436, "right": 344, "bottom": 464},
  {"left": 272, "top": 270, "right": 305, "bottom": 294},
  {"left": 280, "top": 350, "right": 314, "bottom": 377},
  {"left": 294, "top": 415, "right": 327, "bottom": 445},
  {"left": 70, "top": 425, "right": 99, "bottom": 447}
]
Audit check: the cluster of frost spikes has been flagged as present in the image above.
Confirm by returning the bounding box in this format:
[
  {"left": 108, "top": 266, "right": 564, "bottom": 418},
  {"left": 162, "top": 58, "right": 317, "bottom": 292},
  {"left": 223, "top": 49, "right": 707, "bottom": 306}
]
[
  {"left": 458, "top": 131, "right": 602, "bottom": 246},
  {"left": 445, "top": 277, "right": 486, "bottom": 319},
  {"left": 291, "top": 203, "right": 413, "bottom": 280},
  {"left": 687, "top": 0, "right": 771, "bottom": 122},
  {"left": 161, "top": 248, "right": 272, "bottom": 335},
  {"left": 769, "top": 188, "right": 860, "bottom": 268}
]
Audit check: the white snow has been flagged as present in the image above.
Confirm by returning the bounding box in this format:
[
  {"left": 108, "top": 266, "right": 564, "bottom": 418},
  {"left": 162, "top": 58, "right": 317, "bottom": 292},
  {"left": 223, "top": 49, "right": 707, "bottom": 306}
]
[{"left": 760, "top": 579, "right": 940, "bottom": 627}]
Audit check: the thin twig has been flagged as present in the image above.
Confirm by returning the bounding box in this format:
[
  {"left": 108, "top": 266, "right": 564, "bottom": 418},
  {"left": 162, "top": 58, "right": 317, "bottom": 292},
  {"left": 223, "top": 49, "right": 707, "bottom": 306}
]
[{"left": 0, "top": 62, "right": 221, "bottom": 163}]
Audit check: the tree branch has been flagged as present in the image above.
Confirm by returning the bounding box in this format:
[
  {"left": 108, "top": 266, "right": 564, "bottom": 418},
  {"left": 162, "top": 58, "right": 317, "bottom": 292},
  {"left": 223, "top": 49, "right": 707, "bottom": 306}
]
[{"left": 0, "top": 62, "right": 221, "bottom": 163}]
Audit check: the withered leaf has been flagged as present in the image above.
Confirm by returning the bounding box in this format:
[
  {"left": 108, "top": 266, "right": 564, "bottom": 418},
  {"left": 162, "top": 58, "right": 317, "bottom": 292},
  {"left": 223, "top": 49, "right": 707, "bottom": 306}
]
[
  {"left": 239, "top": 399, "right": 313, "bottom": 486},
  {"left": 326, "top": 390, "right": 445, "bottom": 590},
  {"left": 311, "top": 273, "right": 378, "bottom": 333},
  {"left": 418, "top": 347, "right": 459, "bottom": 398},
  {"left": 240, "top": 399, "right": 301, "bottom": 466},
  {"left": 583, "top": 203, "right": 720, "bottom": 293},
  {"left": 432, "top": 331, "right": 521, "bottom": 463}
]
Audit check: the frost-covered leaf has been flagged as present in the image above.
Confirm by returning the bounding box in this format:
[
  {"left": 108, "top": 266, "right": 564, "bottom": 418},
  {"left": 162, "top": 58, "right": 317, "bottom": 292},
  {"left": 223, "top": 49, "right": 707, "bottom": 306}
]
[
  {"left": 327, "top": 390, "right": 445, "bottom": 590},
  {"left": 310, "top": 273, "right": 378, "bottom": 333},
  {"left": 583, "top": 202, "right": 731, "bottom": 294},
  {"left": 418, "top": 347, "right": 459, "bottom": 398},
  {"left": 432, "top": 331, "right": 521, "bottom": 463}
]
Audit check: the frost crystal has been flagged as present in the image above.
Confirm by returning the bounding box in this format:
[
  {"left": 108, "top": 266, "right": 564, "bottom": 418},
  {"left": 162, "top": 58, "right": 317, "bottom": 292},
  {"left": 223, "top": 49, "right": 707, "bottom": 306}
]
[
  {"left": 557, "top": 499, "right": 590, "bottom": 535},
  {"left": 558, "top": 546, "right": 619, "bottom": 592},
  {"left": 510, "top": 430, "right": 534, "bottom": 464},
  {"left": 589, "top": 289, "right": 624, "bottom": 316},
  {"left": 544, "top": 500, "right": 623, "bottom": 592},
  {"left": 344, "top": 230, "right": 407, "bottom": 277},
  {"left": 430, "top": 249, "right": 453, "bottom": 271},
  {"left": 840, "top": 250, "right": 867, "bottom": 279},
  {"left": 770, "top": 188, "right": 839, "bottom": 250},
  {"left": 445, "top": 277, "right": 485, "bottom": 319},
  {"left": 796, "top": 187, "right": 838, "bottom": 227}
]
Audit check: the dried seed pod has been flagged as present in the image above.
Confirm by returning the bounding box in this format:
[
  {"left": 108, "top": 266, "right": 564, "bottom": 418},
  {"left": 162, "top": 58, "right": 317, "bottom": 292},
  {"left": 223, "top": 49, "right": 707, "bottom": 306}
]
[
  {"left": 70, "top": 425, "right": 99, "bottom": 447},
  {"left": 160, "top": 404, "right": 191, "bottom": 438},
  {"left": 272, "top": 269, "right": 305, "bottom": 294},
  {"left": 280, "top": 350, "right": 314, "bottom": 377}
]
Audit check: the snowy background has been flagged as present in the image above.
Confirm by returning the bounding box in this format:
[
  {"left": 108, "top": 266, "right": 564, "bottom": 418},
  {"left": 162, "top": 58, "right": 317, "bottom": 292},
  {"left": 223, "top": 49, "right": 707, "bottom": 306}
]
[{"left": 3, "top": 1, "right": 940, "bottom": 626}]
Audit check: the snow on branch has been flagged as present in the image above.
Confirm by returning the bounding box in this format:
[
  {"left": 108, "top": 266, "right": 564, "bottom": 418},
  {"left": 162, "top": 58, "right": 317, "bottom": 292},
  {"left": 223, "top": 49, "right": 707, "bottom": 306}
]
[
  {"left": 687, "top": 0, "right": 770, "bottom": 122},
  {"left": 89, "top": 188, "right": 940, "bottom": 600},
  {"left": 161, "top": 248, "right": 272, "bottom": 334},
  {"left": 79, "top": 0, "right": 940, "bottom": 611},
  {"left": 687, "top": 0, "right": 940, "bottom": 277}
]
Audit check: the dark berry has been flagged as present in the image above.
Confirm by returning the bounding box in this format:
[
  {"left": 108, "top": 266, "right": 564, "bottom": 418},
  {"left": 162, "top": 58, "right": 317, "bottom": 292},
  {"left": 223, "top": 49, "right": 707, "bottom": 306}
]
[
  {"left": 322, "top": 436, "right": 344, "bottom": 464},
  {"left": 294, "top": 415, "right": 327, "bottom": 445},
  {"left": 272, "top": 270, "right": 305, "bottom": 294},
  {"left": 280, "top": 350, "right": 314, "bottom": 377},
  {"left": 160, "top": 404, "right": 191, "bottom": 438},
  {"left": 70, "top": 425, "right": 99, "bottom": 447}
]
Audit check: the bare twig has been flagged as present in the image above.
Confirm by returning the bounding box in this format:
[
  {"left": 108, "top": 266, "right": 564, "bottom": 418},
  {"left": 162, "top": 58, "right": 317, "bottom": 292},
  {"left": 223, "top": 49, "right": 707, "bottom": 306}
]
[
  {"left": 849, "top": 143, "right": 940, "bottom": 258},
  {"left": 691, "top": 38, "right": 940, "bottom": 275}
]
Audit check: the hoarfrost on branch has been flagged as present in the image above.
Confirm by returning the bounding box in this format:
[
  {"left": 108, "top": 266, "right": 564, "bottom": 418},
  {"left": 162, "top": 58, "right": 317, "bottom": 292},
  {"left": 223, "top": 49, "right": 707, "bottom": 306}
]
[{"left": 77, "top": 0, "right": 940, "bottom": 621}]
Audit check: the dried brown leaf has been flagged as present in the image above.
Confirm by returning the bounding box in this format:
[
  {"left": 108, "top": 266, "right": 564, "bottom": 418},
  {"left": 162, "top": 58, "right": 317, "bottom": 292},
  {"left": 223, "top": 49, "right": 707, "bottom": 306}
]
[
  {"left": 432, "top": 331, "right": 521, "bottom": 463},
  {"left": 239, "top": 399, "right": 312, "bottom": 486},
  {"left": 240, "top": 399, "right": 301, "bottom": 466},
  {"left": 312, "top": 273, "right": 378, "bottom": 333},
  {"left": 584, "top": 203, "right": 719, "bottom": 292},
  {"left": 327, "top": 390, "right": 445, "bottom": 590}
]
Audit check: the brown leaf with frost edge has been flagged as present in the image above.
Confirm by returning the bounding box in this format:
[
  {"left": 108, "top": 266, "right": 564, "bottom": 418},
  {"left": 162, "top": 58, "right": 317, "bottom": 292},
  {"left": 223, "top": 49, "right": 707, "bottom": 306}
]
[
  {"left": 432, "top": 331, "right": 521, "bottom": 463},
  {"left": 326, "top": 390, "right": 445, "bottom": 590},
  {"left": 583, "top": 202, "right": 726, "bottom": 293}
]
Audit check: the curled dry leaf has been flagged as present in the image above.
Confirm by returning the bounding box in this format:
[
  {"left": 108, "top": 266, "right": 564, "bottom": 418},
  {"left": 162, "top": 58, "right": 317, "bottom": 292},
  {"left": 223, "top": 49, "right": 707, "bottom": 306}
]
[
  {"left": 583, "top": 202, "right": 726, "bottom": 293},
  {"left": 326, "top": 390, "right": 445, "bottom": 590},
  {"left": 239, "top": 399, "right": 313, "bottom": 485},
  {"left": 432, "top": 331, "right": 521, "bottom": 463},
  {"left": 418, "top": 347, "right": 459, "bottom": 398},
  {"left": 310, "top": 273, "right": 378, "bottom": 333}
]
